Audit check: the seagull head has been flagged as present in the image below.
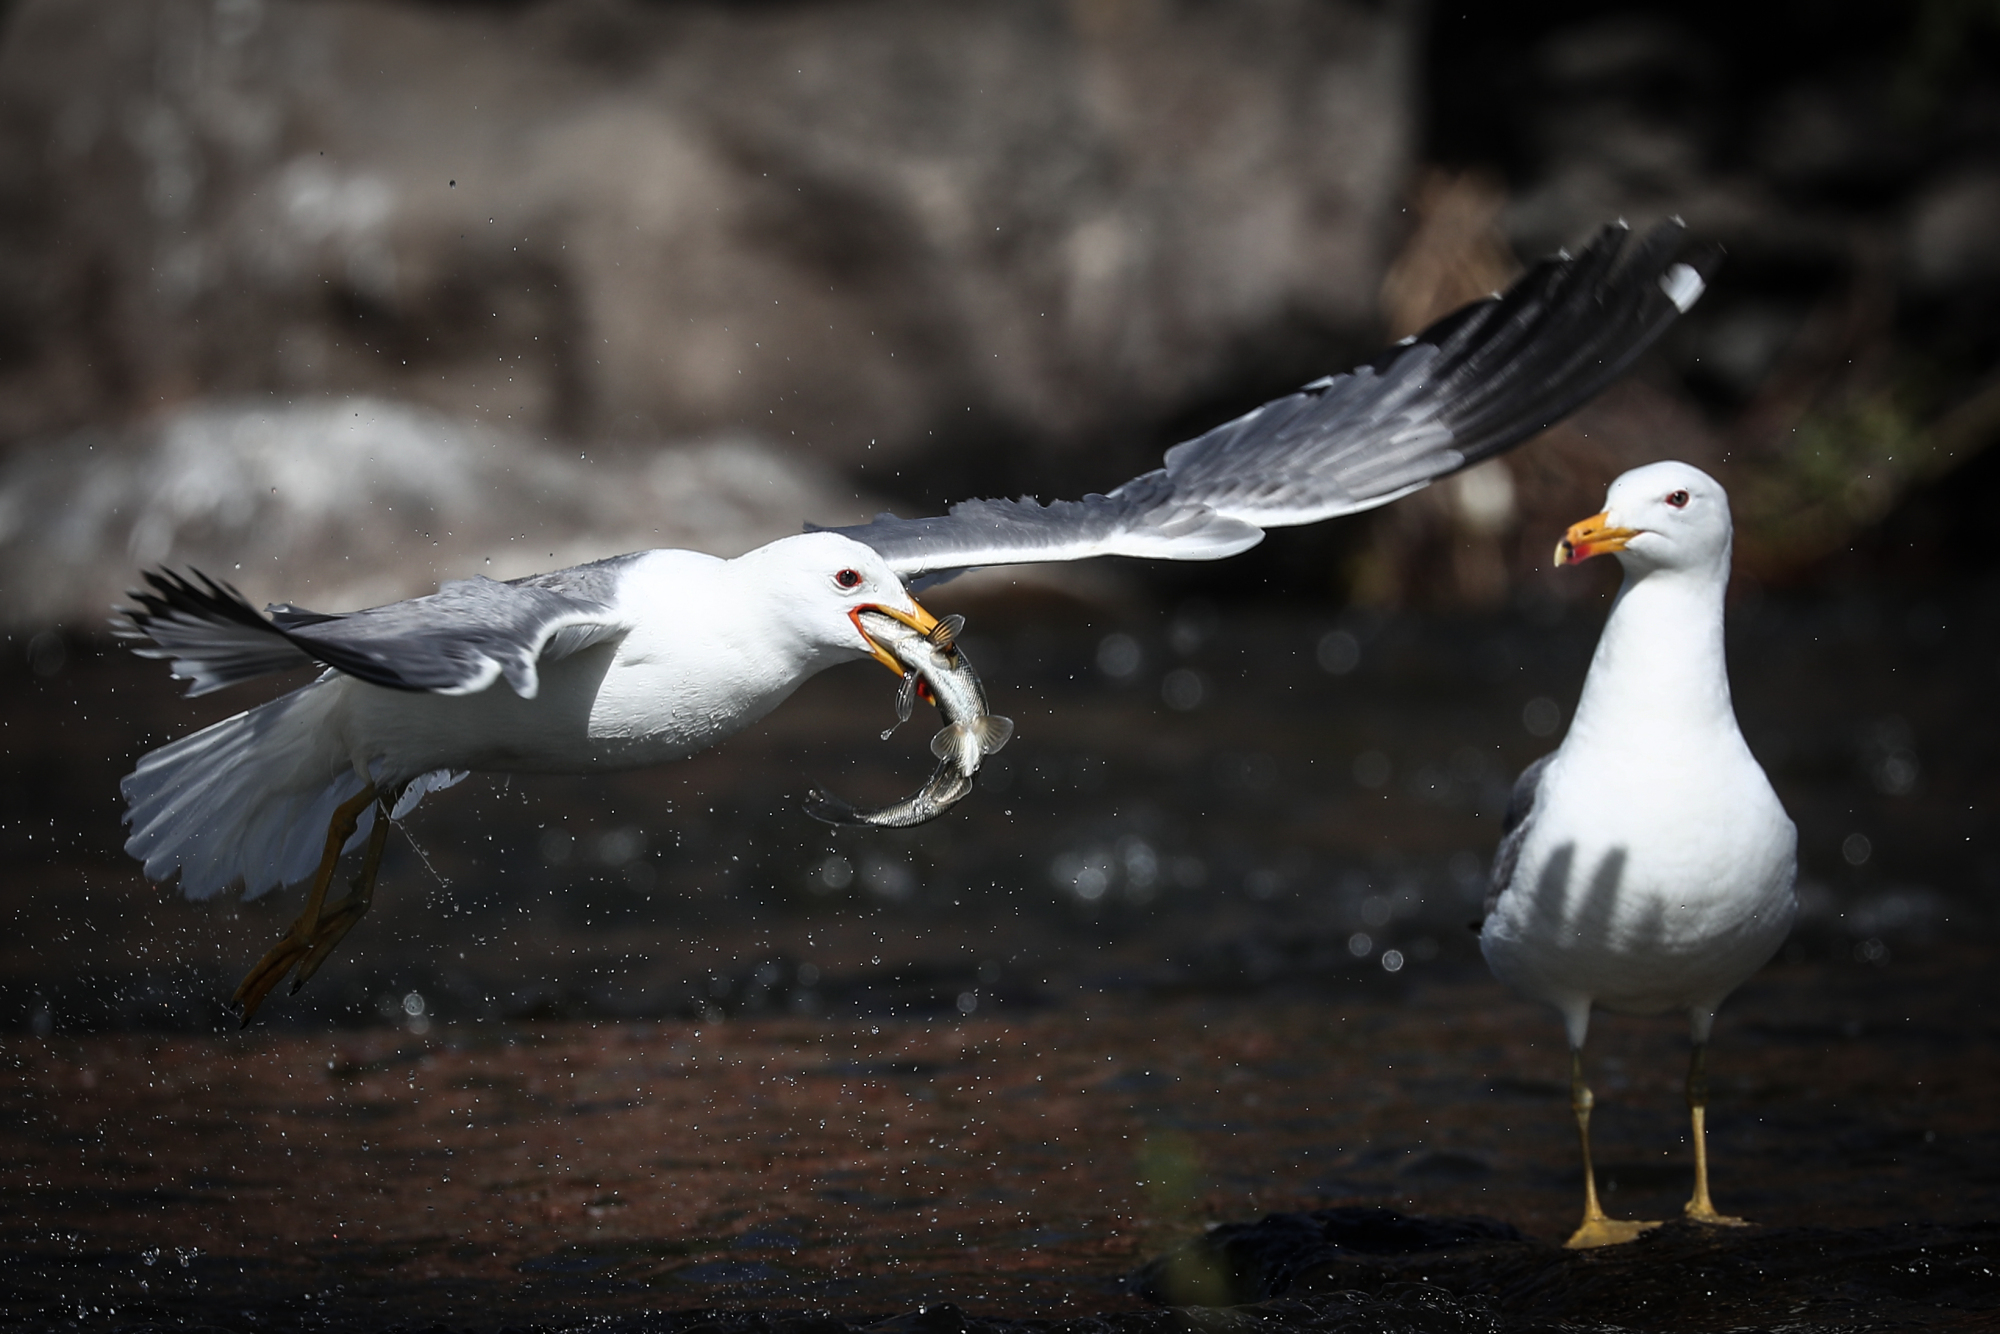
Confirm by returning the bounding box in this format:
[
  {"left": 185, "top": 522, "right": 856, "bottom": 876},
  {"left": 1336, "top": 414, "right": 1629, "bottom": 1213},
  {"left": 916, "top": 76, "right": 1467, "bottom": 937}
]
[
  {"left": 1554, "top": 460, "right": 1732, "bottom": 577},
  {"left": 745, "top": 532, "right": 940, "bottom": 674}
]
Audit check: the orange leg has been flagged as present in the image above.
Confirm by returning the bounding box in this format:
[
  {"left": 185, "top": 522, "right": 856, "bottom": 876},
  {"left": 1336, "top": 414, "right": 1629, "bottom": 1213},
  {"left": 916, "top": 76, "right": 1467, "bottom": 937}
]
[
  {"left": 288, "top": 799, "right": 395, "bottom": 993},
  {"left": 230, "top": 784, "right": 382, "bottom": 1025}
]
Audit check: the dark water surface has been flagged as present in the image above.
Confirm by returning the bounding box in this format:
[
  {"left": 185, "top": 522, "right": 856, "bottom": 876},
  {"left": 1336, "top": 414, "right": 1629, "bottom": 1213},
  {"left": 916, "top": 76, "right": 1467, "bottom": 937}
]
[{"left": 1, "top": 582, "right": 1995, "bottom": 1328}]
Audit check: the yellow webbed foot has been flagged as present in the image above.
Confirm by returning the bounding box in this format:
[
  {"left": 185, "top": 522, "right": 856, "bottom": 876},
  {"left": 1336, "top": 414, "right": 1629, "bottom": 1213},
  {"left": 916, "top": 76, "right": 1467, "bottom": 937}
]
[
  {"left": 1565, "top": 1215, "right": 1663, "bottom": 1249},
  {"left": 1684, "top": 1201, "right": 1751, "bottom": 1227}
]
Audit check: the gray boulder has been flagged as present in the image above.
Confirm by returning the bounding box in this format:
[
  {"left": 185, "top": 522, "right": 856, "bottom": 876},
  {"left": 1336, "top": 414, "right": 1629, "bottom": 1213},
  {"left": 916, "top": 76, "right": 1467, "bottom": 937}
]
[{"left": 0, "top": 0, "right": 1415, "bottom": 470}]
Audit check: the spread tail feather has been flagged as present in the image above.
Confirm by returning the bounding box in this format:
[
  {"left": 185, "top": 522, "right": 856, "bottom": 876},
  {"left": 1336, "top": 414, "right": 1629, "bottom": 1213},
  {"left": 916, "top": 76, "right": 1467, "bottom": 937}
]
[{"left": 121, "top": 681, "right": 370, "bottom": 900}]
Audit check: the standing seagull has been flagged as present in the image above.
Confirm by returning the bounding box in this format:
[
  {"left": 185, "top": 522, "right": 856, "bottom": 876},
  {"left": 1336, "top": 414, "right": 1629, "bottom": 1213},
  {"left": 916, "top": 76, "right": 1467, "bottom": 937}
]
[
  {"left": 120, "top": 221, "right": 1709, "bottom": 1023},
  {"left": 1480, "top": 460, "right": 1797, "bottom": 1248}
]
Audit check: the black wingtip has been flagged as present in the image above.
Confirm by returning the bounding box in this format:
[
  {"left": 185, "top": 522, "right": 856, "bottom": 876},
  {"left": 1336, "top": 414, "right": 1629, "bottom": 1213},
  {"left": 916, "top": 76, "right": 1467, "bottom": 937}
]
[
  {"left": 122, "top": 566, "right": 272, "bottom": 635},
  {"left": 1430, "top": 217, "right": 1722, "bottom": 469}
]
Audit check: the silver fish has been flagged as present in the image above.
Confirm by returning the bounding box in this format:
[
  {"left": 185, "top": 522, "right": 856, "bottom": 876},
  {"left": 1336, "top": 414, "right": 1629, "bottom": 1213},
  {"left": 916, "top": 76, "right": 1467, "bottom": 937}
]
[{"left": 805, "top": 609, "right": 1013, "bottom": 828}]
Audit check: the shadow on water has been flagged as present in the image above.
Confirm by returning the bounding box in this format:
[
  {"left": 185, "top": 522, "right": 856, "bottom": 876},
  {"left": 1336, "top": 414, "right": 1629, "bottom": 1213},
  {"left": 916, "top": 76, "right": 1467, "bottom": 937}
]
[{"left": 1, "top": 583, "right": 1996, "bottom": 1329}]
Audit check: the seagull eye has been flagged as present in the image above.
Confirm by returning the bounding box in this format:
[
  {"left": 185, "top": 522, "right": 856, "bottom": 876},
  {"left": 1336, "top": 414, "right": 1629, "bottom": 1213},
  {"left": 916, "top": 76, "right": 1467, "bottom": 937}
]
[
  {"left": 834, "top": 568, "right": 863, "bottom": 590},
  {"left": 1666, "top": 490, "right": 1690, "bottom": 508}
]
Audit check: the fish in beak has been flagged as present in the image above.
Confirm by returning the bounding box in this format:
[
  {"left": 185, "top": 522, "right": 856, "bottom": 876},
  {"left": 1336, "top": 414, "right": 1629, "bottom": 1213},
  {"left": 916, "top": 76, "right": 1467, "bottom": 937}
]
[
  {"left": 1555, "top": 512, "right": 1641, "bottom": 567},
  {"left": 851, "top": 599, "right": 943, "bottom": 675},
  {"left": 808, "top": 605, "right": 1011, "bottom": 830}
]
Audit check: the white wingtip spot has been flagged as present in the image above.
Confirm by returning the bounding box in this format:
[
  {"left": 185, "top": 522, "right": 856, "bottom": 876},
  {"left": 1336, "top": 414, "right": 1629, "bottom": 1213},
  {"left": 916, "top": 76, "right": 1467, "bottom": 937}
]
[
  {"left": 435, "top": 656, "right": 508, "bottom": 698},
  {"left": 1659, "top": 263, "right": 1705, "bottom": 313}
]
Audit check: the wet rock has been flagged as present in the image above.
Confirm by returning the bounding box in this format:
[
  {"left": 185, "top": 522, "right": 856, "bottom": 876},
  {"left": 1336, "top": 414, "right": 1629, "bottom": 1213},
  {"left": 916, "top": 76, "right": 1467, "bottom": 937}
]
[
  {"left": 863, "top": 1304, "right": 976, "bottom": 1334},
  {"left": 1136, "top": 1211, "right": 2000, "bottom": 1330},
  {"left": 1131, "top": 1207, "right": 1526, "bottom": 1306},
  {"left": 24, "top": 1217, "right": 1992, "bottom": 1328}
]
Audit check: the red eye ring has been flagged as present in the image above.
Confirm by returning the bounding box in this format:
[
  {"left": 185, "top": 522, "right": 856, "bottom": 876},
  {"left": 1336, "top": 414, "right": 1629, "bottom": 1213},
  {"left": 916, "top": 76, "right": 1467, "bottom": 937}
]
[
  {"left": 1666, "top": 489, "right": 1690, "bottom": 508},
  {"left": 835, "top": 568, "right": 862, "bottom": 589}
]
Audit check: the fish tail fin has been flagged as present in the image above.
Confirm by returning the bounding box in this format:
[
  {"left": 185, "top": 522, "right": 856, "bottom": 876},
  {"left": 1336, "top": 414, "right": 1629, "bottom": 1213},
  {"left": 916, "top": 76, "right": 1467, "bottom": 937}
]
[{"left": 802, "top": 787, "right": 866, "bottom": 826}]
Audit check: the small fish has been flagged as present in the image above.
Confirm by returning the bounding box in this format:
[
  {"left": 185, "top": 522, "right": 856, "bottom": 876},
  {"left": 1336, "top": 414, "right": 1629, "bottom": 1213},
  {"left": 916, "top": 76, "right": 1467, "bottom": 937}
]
[{"left": 806, "top": 610, "right": 1013, "bottom": 828}]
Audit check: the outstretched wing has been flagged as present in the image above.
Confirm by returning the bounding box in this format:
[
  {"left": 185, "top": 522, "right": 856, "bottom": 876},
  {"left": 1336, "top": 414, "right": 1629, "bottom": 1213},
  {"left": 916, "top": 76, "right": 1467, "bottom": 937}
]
[
  {"left": 823, "top": 220, "right": 1713, "bottom": 580},
  {"left": 117, "top": 557, "right": 638, "bottom": 698}
]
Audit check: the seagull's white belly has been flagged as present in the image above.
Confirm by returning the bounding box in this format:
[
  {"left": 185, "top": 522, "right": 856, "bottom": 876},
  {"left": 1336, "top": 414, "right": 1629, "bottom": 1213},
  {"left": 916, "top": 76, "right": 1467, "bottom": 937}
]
[
  {"left": 1483, "top": 752, "right": 1797, "bottom": 1019},
  {"left": 336, "top": 640, "right": 808, "bottom": 779}
]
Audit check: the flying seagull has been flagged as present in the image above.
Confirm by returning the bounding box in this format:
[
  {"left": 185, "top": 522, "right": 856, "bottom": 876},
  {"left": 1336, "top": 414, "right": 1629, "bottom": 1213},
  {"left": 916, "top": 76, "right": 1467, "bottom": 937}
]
[
  {"left": 119, "top": 220, "right": 1710, "bottom": 1022},
  {"left": 1480, "top": 460, "right": 1797, "bottom": 1248}
]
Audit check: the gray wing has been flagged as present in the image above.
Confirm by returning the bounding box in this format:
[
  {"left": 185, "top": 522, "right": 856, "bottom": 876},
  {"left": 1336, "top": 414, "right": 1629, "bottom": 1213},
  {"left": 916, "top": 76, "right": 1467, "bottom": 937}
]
[
  {"left": 1484, "top": 752, "right": 1555, "bottom": 919},
  {"left": 823, "top": 220, "right": 1713, "bottom": 580},
  {"left": 118, "top": 556, "right": 639, "bottom": 698},
  {"left": 810, "top": 471, "right": 1264, "bottom": 579}
]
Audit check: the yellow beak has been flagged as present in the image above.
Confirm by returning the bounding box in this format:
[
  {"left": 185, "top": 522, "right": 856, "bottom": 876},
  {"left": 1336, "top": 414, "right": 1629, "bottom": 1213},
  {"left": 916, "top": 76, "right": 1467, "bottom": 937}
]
[
  {"left": 850, "top": 599, "right": 942, "bottom": 675},
  {"left": 1554, "top": 511, "right": 1641, "bottom": 567}
]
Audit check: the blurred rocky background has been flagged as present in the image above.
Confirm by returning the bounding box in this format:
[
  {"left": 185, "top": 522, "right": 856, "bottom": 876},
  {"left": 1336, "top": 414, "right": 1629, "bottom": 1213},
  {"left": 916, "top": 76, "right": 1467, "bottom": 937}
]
[
  {"left": 0, "top": 0, "right": 1414, "bottom": 618},
  {"left": 1371, "top": 0, "right": 2000, "bottom": 608},
  {"left": 0, "top": 0, "right": 1995, "bottom": 624}
]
